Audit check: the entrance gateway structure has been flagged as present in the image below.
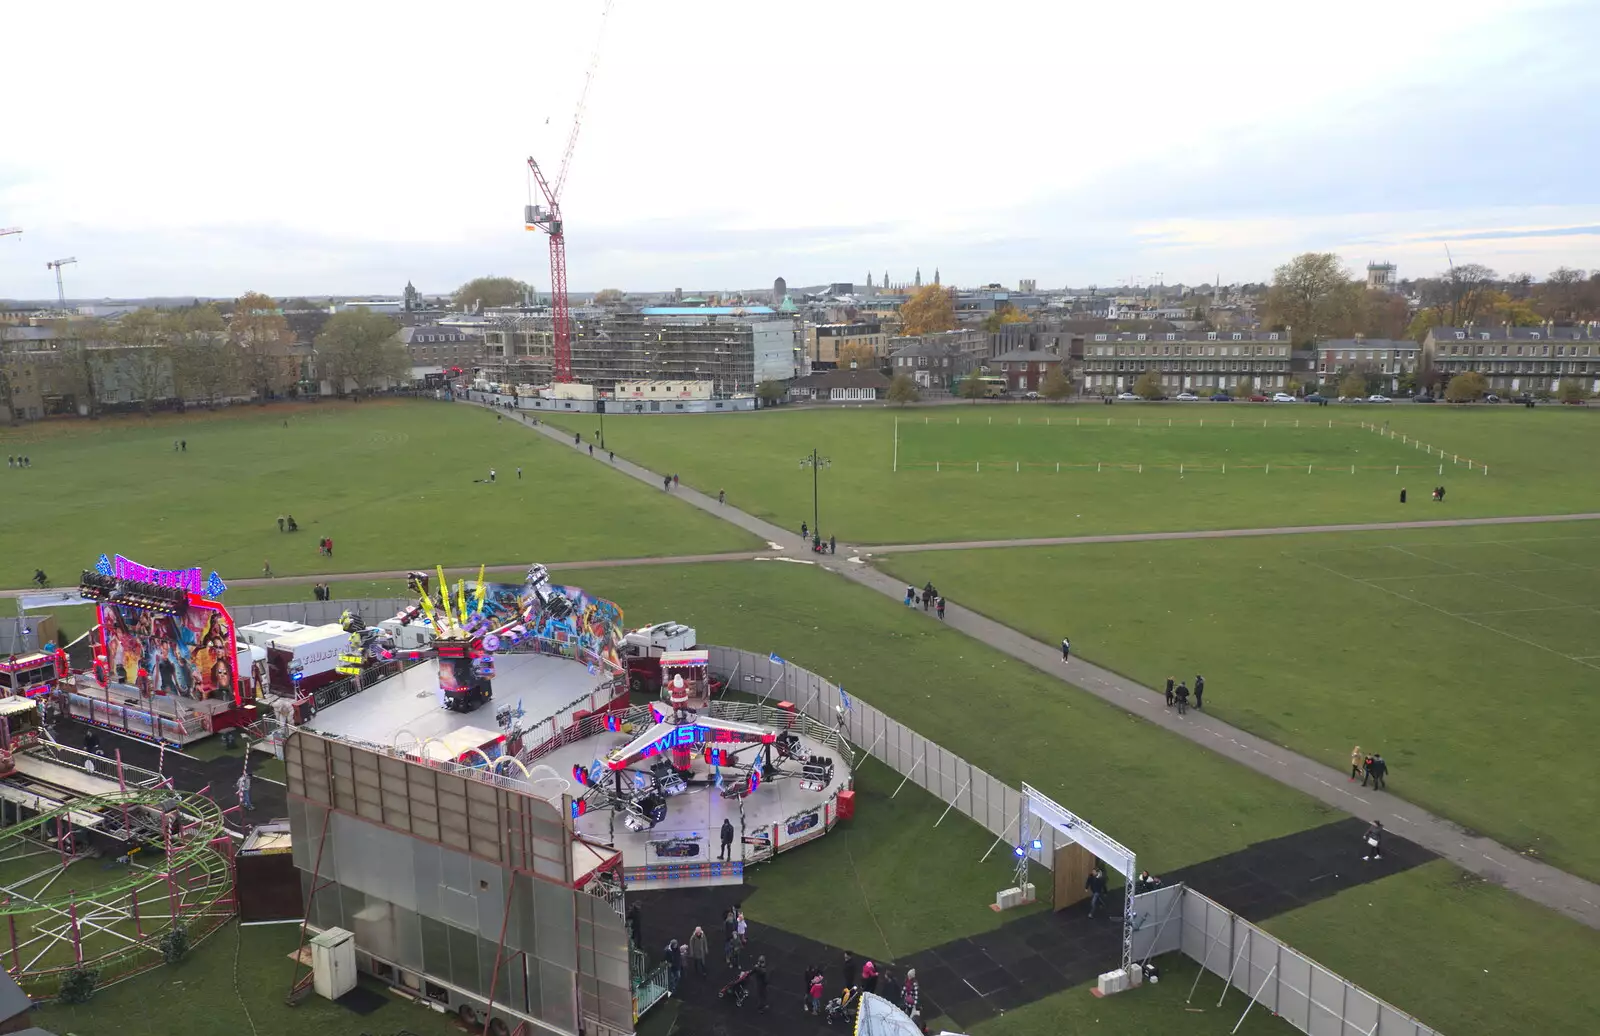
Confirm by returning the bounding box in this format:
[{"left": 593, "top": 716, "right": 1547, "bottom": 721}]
[{"left": 1018, "top": 782, "right": 1138, "bottom": 971}]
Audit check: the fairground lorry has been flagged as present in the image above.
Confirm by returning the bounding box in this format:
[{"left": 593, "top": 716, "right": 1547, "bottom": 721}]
[{"left": 620, "top": 622, "right": 725, "bottom": 703}]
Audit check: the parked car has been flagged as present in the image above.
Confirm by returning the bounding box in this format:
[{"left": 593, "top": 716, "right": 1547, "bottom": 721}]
[
  {"left": 1117, "top": 391, "right": 1139, "bottom": 401},
  {"left": 1483, "top": 394, "right": 1500, "bottom": 403},
  {"left": 1271, "top": 392, "right": 1297, "bottom": 403},
  {"left": 1175, "top": 392, "right": 1199, "bottom": 401},
  {"left": 1024, "top": 390, "right": 1040, "bottom": 399},
  {"left": 1248, "top": 394, "right": 1270, "bottom": 402},
  {"left": 1562, "top": 397, "right": 1589, "bottom": 405},
  {"left": 1338, "top": 396, "right": 1364, "bottom": 402},
  {"left": 1413, "top": 394, "right": 1437, "bottom": 403},
  {"left": 1304, "top": 394, "right": 1328, "bottom": 403},
  {"left": 1366, "top": 394, "right": 1391, "bottom": 403},
  {"left": 1209, "top": 393, "right": 1232, "bottom": 402}
]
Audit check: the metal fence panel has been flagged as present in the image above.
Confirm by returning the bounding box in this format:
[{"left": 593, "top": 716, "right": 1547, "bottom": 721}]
[
  {"left": 1276, "top": 946, "right": 1313, "bottom": 1032},
  {"left": 1130, "top": 883, "right": 1185, "bottom": 960},
  {"left": 1244, "top": 924, "right": 1279, "bottom": 1013},
  {"left": 1306, "top": 963, "right": 1346, "bottom": 1036},
  {"left": 1343, "top": 984, "right": 1381, "bottom": 1035}
]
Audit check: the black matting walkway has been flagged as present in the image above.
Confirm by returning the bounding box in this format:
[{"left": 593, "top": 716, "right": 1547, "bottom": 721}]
[{"left": 629, "top": 817, "right": 1434, "bottom": 1034}]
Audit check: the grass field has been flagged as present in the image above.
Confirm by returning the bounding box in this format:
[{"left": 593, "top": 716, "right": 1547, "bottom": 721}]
[
  {"left": 1264, "top": 861, "right": 1600, "bottom": 1036},
  {"left": 34, "top": 919, "right": 464, "bottom": 1036},
  {"left": 541, "top": 405, "right": 1600, "bottom": 543},
  {"left": 884, "top": 520, "right": 1600, "bottom": 879},
  {"left": 0, "top": 399, "right": 757, "bottom": 589}
]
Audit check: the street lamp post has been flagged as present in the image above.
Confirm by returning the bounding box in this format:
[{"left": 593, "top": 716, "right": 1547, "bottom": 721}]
[{"left": 800, "top": 450, "right": 830, "bottom": 545}]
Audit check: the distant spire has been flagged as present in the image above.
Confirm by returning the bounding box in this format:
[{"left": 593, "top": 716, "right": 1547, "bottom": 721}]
[
  {"left": 934, "top": 267, "right": 940, "bottom": 286},
  {"left": 915, "top": 267, "right": 922, "bottom": 287},
  {"left": 867, "top": 271, "right": 873, "bottom": 288}
]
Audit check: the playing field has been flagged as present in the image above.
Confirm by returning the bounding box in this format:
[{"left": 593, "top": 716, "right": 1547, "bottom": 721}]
[
  {"left": 0, "top": 399, "right": 758, "bottom": 589},
  {"left": 541, "top": 405, "right": 1600, "bottom": 544},
  {"left": 884, "top": 520, "right": 1600, "bottom": 880}
]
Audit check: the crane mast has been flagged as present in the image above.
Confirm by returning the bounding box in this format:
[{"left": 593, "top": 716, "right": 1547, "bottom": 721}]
[
  {"left": 46, "top": 257, "right": 78, "bottom": 310},
  {"left": 522, "top": 0, "right": 613, "bottom": 385}
]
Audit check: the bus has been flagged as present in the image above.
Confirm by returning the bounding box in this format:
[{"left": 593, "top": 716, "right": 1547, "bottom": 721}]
[{"left": 976, "top": 376, "right": 1008, "bottom": 398}]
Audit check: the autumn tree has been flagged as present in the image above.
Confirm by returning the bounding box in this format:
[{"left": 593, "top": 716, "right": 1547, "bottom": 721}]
[
  {"left": 980, "top": 303, "right": 1030, "bottom": 334},
  {"left": 593, "top": 288, "right": 624, "bottom": 306},
  {"left": 452, "top": 276, "right": 530, "bottom": 311},
  {"left": 899, "top": 285, "right": 955, "bottom": 335},
  {"left": 1265, "top": 253, "right": 1362, "bottom": 345},
  {"left": 1444, "top": 372, "right": 1488, "bottom": 402},
  {"left": 229, "top": 292, "right": 298, "bottom": 399},
  {"left": 1338, "top": 370, "right": 1369, "bottom": 399},
  {"left": 1234, "top": 376, "right": 1256, "bottom": 399},
  {"left": 43, "top": 318, "right": 109, "bottom": 416},
  {"left": 315, "top": 310, "right": 408, "bottom": 394},
  {"left": 756, "top": 380, "right": 787, "bottom": 406},
  {"left": 1362, "top": 291, "right": 1411, "bottom": 340},
  {"left": 1558, "top": 378, "right": 1586, "bottom": 403},
  {"left": 1040, "top": 365, "right": 1073, "bottom": 400},
  {"left": 836, "top": 341, "right": 879, "bottom": 370},
  {"left": 886, "top": 373, "right": 920, "bottom": 406},
  {"left": 167, "top": 307, "right": 239, "bottom": 406},
  {"left": 1133, "top": 369, "right": 1165, "bottom": 399}
]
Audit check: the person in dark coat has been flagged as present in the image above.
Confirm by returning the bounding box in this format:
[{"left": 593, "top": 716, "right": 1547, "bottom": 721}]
[
  {"left": 1175, "top": 681, "right": 1189, "bottom": 715},
  {"left": 1362, "top": 755, "right": 1375, "bottom": 787},
  {"left": 720, "top": 818, "right": 735, "bottom": 861},
  {"left": 1369, "top": 753, "right": 1388, "bottom": 790},
  {"left": 753, "top": 956, "right": 769, "bottom": 1011},
  {"left": 1193, "top": 674, "right": 1205, "bottom": 710},
  {"left": 1362, "top": 820, "right": 1384, "bottom": 861},
  {"left": 1061, "top": 637, "right": 1070, "bottom": 662},
  {"left": 1085, "top": 866, "right": 1108, "bottom": 917},
  {"left": 842, "top": 949, "right": 858, "bottom": 990},
  {"left": 627, "top": 904, "right": 641, "bottom": 948},
  {"left": 1165, "top": 677, "right": 1175, "bottom": 707}
]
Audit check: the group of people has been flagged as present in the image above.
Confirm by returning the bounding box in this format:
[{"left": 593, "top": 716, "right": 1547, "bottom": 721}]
[
  {"left": 662, "top": 473, "right": 680, "bottom": 491},
  {"left": 1164, "top": 675, "right": 1205, "bottom": 715},
  {"left": 311, "top": 583, "right": 334, "bottom": 601},
  {"left": 797, "top": 521, "right": 836, "bottom": 553},
  {"left": 6, "top": 455, "right": 33, "bottom": 468},
  {"left": 275, "top": 514, "right": 300, "bottom": 533},
  {"left": 171, "top": 439, "right": 188, "bottom": 452},
  {"left": 904, "top": 582, "right": 946, "bottom": 619},
  {"left": 1350, "top": 746, "right": 1389, "bottom": 790}
]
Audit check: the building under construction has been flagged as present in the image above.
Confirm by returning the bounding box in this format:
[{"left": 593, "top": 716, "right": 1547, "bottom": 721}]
[{"left": 479, "top": 306, "right": 799, "bottom": 395}]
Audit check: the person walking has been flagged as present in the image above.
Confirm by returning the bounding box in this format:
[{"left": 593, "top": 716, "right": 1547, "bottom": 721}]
[
  {"left": 688, "top": 926, "right": 708, "bottom": 977},
  {"left": 936, "top": 596, "right": 946, "bottom": 621},
  {"left": 809, "top": 968, "right": 825, "bottom": 1015},
  {"left": 609, "top": 450, "right": 615, "bottom": 462},
  {"left": 663, "top": 475, "right": 671, "bottom": 491},
  {"left": 1362, "top": 820, "right": 1384, "bottom": 861},
  {"left": 801, "top": 521, "right": 808, "bottom": 541},
  {"left": 180, "top": 440, "right": 186, "bottom": 452},
  {"left": 1085, "top": 865, "right": 1108, "bottom": 918},
  {"left": 901, "top": 968, "right": 919, "bottom": 1019},
  {"left": 1165, "top": 677, "right": 1175, "bottom": 707},
  {"left": 237, "top": 772, "right": 254, "bottom": 811},
  {"left": 753, "top": 956, "right": 769, "bottom": 1012},
  {"left": 829, "top": 534, "right": 836, "bottom": 554},
  {"left": 1061, "top": 637, "right": 1070, "bottom": 662},
  {"left": 1361, "top": 753, "right": 1376, "bottom": 787},
  {"left": 627, "top": 904, "right": 642, "bottom": 949},
  {"left": 1350, "top": 745, "right": 1363, "bottom": 781},
  {"left": 904, "top": 587, "right": 916, "bottom": 607},
  {"left": 490, "top": 468, "right": 497, "bottom": 482},
  {"left": 326, "top": 537, "right": 333, "bottom": 556},
  {"left": 1193, "top": 674, "right": 1205, "bottom": 710},
  {"left": 718, "top": 489, "right": 726, "bottom": 505},
  {"left": 720, "top": 818, "right": 734, "bottom": 861},
  {"left": 263, "top": 559, "right": 273, "bottom": 578},
  {"left": 842, "top": 950, "right": 858, "bottom": 991},
  {"left": 517, "top": 466, "right": 522, "bottom": 480},
  {"left": 588, "top": 444, "right": 594, "bottom": 456},
  {"left": 277, "top": 514, "right": 286, "bottom": 532},
  {"left": 1175, "top": 681, "right": 1189, "bottom": 715},
  {"left": 735, "top": 909, "right": 748, "bottom": 947},
  {"left": 1369, "top": 753, "right": 1388, "bottom": 790},
  {"left": 664, "top": 939, "right": 683, "bottom": 992}
]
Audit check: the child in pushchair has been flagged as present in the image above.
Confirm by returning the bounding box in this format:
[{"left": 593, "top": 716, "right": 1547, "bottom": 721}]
[
  {"left": 824, "top": 986, "right": 861, "bottom": 1026},
  {"left": 719, "top": 969, "right": 753, "bottom": 1007}
]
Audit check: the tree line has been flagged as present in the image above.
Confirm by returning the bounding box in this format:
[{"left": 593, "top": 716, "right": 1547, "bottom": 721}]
[{"left": 2, "top": 291, "right": 410, "bottom": 418}]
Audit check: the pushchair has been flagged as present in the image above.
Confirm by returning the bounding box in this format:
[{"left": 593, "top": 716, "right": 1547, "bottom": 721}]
[
  {"left": 825, "top": 986, "right": 860, "bottom": 1027},
  {"left": 718, "top": 969, "right": 752, "bottom": 1007}
]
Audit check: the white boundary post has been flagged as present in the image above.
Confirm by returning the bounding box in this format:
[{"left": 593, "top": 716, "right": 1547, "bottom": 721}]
[{"left": 892, "top": 416, "right": 898, "bottom": 473}]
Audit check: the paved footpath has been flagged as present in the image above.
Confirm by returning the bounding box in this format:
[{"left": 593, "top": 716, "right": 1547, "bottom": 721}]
[{"left": 499, "top": 402, "right": 1600, "bottom": 931}]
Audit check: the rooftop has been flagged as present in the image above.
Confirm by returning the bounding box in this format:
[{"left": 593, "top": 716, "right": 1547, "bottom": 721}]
[
  {"left": 993, "top": 348, "right": 1063, "bottom": 363},
  {"left": 1429, "top": 324, "right": 1598, "bottom": 342},
  {"left": 640, "top": 306, "right": 776, "bottom": 317},
  {"left": 790, "top": 368, "right": 890, "bottom": 389}
]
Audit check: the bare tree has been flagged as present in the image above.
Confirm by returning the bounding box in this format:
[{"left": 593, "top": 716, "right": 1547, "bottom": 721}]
[{"left": 1540, "top": 267, "right": 1590, "bottom": 323}]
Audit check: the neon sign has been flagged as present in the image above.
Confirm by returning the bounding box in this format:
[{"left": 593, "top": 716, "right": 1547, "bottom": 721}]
[{"left": 112, "top": 555, "right": 205, "bottom": 594}]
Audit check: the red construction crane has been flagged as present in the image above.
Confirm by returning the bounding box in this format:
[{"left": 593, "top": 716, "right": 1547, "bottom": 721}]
[{"left": 524, "top": 0, "right": 613, "bottom": 384}]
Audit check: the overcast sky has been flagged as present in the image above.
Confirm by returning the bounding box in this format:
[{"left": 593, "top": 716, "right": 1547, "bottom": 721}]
[{"left": 3, "top": 0, "right": 1598, "bottom": 300}]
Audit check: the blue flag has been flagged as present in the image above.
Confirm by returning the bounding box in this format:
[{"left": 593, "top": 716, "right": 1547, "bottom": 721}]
[
  {"left": 839, "top": 688, "right": 852, "bottom": 711},
  {"left": 769, "top": 652, "right": 786, "bottom": 665}
]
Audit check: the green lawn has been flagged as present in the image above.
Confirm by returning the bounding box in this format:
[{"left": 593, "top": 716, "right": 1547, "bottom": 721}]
[
  {"left": 542, "top": 405, "right": 1600, "bottom": 543},
  {"left": 564, "top": 561, "right": 1334, "bottom": 875},
  {"left": 0, "top": 399, "right": 758, "bottom": 589},
  {"left": 1265, "top": 861, "right": 1600, "bottom": 1036},
  {"left": 743, "top": 754, "right": 1048, "bottom": 963},
  {"left": 884, "top": 521, "right": 1600, "bottom": 880},
  {"left": 970, "top": 956, "right": 1294, "bottom": 1036},
  {"left": 34, "top": 919, "right": 463, "bottom": 1036}
]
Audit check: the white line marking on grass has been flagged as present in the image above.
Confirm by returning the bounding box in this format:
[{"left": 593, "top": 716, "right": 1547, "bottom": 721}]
[
  {"left": 1457, "top": 605, "right": 1590, "bottom": 617},
  {"left": 1489, "top": 540, "right": 1600, "bottom": 574},
  {"left": 1300, "top": 557, "right": 1600, "bottom": 672}
]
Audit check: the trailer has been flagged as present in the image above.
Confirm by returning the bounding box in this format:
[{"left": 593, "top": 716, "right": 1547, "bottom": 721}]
[
  {"left": 620, "top": 622, "right": 724, "bottom": 698},
  {"left": 237, "top": 620, "right": 348, "bottom": 695}
]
